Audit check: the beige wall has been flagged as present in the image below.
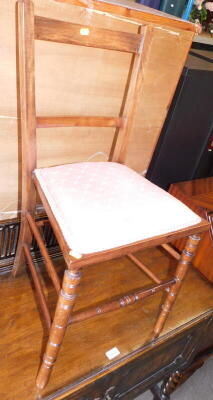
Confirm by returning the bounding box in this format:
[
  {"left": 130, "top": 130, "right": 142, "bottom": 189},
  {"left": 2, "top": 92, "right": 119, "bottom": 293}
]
[{"left": 0, "top": 0, "right": 194, "bottom": 220}]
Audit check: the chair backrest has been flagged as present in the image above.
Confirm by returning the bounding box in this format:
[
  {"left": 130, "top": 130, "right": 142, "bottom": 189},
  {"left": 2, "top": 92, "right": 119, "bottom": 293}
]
[{"left": 17, "top": 0, "right": 151, "bottom": 209}]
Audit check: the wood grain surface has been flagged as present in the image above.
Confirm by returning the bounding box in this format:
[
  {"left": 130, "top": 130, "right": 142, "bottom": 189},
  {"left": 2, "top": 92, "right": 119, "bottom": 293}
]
[
  {"left": 0, "top": 247, "right": 212, "bottom": 399},
  {"left": 35, "top": 15, "right": 143, "bottom": 53},
  {"left": 56, "top": 0, "right": 197, "bottom": 32}
]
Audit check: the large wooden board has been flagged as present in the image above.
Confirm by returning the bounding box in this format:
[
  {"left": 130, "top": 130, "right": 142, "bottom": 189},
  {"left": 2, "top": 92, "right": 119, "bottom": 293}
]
[
  {"left": 56, "top": 0, "right": 197, "bottom": 32},
  {"left": 0, "top": 0, "right": 194, "bottom": 219}
]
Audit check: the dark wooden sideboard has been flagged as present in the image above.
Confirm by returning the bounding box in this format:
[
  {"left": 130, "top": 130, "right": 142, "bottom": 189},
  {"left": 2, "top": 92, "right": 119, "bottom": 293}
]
[{"left": 0, "top": 247, "right": 212, "bottom": 400}]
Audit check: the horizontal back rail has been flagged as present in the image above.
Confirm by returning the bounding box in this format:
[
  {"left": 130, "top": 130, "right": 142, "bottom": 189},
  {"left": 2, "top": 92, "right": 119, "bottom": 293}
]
[
  {"left": 36, "top": 116, "right": 122, "bottom": 128},
  {"left": 34, "top": 16, "right": 142, "bottom": 53}
]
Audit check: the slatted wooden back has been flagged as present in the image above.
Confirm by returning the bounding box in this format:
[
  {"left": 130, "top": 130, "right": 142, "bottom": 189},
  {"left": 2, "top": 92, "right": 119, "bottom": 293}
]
[{"left": 17, "top": 0, "right": 150, "bottom": 211}]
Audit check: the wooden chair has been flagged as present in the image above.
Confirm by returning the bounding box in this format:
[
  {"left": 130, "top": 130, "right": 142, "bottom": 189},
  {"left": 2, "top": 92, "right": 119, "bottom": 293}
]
[{"left": 13, "top": 0, "right": 209, "bottom": 390}]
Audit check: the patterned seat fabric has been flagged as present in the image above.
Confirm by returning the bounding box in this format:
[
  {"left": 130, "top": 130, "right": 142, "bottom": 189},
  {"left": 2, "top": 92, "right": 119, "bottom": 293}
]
[{"left": 34, "top": 162, "right": 201, "bottom": 255}]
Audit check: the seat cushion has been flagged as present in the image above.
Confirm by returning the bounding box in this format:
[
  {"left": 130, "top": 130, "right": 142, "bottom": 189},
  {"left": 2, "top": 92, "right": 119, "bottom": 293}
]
[{"left": 34, "top": 162, "right": 201, "bottom": 255}]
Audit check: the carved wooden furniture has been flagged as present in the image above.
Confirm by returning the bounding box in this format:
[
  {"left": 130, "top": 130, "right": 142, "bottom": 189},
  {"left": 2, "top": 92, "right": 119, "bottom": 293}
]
[
  {"left": 13, "top": 0, "right": 210, "bottom": 390},
  {"left": 169, "top": 177, "right": 213, "bottom": 283}
]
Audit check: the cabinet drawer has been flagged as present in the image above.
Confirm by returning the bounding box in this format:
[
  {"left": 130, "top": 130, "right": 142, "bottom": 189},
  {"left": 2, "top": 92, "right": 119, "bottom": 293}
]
[
  {"left": 60, "top": 333, "right": 191, "bottom": 399},
  {"left": 114, "top": 330, "right": 193, "bottom": 399},
  {"left": 47, "top": 317, "right": 211, "bottom": 400}
]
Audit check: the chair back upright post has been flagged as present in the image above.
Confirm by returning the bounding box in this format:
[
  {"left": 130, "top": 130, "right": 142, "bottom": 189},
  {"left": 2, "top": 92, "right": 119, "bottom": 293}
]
[
  {"left": 110, "top": 25, "right": 153, "bottom": 164},
  {"left": 17, "top": 0, "right": 37, "bottom": 208},
  {"left": 13, "top": 0, "right": 37, "bottom": 275}
]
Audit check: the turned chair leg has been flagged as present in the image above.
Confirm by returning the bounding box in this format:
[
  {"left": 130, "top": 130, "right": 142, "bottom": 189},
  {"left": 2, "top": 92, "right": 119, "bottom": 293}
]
[
  {"left": 153, "top": 234, "right": 201, "bottom": 339},
  {"left": 36, "top": 269, "right": 82, "bottom": 390}
]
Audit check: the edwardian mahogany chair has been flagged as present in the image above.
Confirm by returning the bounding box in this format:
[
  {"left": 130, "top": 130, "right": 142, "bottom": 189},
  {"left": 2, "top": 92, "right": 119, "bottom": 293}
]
[{"left": 13, "top": 0, "right": 210, "bottom": 390}]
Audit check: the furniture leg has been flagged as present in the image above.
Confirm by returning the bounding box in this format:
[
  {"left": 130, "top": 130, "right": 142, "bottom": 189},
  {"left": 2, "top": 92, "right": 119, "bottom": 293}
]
[
  {"left": 36, "top": 268, "right": 82, "bottom": 389},
  {"left": 23, "top": 243, "right": 52, "bottom": 330},
  {"left": 12, "top": 217, "right": 32, "bottom": 276},
  {"left": 160, "top": 370, "right": 188, "bottom": 398},
  {"left": 153, "top": 234, "right": 201, "bottom": 339},
  {"left": 160, "top": 357, "right": 206, "bottom": 398},
  {"left": 151, "top": 383, "right": 170, "bottom": 400}
]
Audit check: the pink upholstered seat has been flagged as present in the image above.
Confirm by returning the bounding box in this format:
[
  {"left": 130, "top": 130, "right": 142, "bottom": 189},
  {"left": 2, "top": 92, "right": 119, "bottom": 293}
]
[{"left": 34, "top": 162, "right": 201, "bottom": 255}]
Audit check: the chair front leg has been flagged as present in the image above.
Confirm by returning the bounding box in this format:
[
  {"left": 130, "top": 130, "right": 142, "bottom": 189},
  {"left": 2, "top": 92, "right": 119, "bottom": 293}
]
[
  {"left": 153, "top": 234, "right": 201, "bottom": 339},
  {"left": 36, "top": 268, "right": 82, "bottom": 390}
]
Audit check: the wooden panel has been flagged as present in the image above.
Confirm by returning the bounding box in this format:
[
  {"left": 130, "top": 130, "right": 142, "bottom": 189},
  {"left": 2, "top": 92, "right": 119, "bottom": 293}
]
[
  {"left": 0, "top": 119, "right": 19, "bottom": 218},
  {"left": 36, "top": 126, "right": 115, "bottom": 166},
  {"left": 56, "top": 0, "right": 197, "bottom": 33},
  {"left": 0, "top": 0, "right": 194, "bottom": 219},
  {"left": 35, "top": 16, "right": 142, "bottom": 53},
  {"left": 36, "top": 115, "right": 121, "bottom": 128},
  {"left": 126, "top": 26, "right": 194, "bottom": 172}
]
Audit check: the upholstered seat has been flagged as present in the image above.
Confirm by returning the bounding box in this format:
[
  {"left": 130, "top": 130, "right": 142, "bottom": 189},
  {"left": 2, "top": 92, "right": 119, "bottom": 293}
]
[{"left": 34, "top": 162, "right": 201, "bottom": 255}]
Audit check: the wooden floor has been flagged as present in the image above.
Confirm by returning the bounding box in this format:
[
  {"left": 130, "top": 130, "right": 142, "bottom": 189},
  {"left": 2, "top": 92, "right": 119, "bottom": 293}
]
[{"left": 0, "top": 248, "right": 212, "bottom": 400}]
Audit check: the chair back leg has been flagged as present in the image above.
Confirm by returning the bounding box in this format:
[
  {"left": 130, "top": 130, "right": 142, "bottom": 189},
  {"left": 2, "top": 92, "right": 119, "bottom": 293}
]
[
  {"left": 12, "top": 0, "right": 37, "bottom": 276},
  {"left": 152, "top": 234, "right": 201, "bottom": 339}
]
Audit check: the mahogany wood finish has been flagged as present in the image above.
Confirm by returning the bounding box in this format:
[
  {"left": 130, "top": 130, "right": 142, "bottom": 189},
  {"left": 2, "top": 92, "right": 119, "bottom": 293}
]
[
  {"left": 153, "top": 235, "right": 200, "bottom": 339},
  {"left": 13, "top": 0, "right": 37, "bottom": 276},
  {"left": 13, "top": 0, "right": 210, "bottom": 390},
  {"left": 26, "top": 211, "right": 61, "bottom": 294},
  {"left": 36, "top": 116, "right": 122, "bottom": 128},
  {"left": 36, "top": 269, "right": 82, "bottom": 389},
  {"left": 169, "top": 177, "right": 213, "bottom": 283},
  {"left": 127, "top": 253, "right": 162, "bottom": 284},
  {"left": 161, "top": 244, "right": 180, "bottom": 261},
  {"left": 33, "top": 175, "right": 72, "bottom": 267},
  {"left": 34, "top": 16, "right": 142, "bottom": 53},
  {"left": 67, "top": 278, "right": 176, "bottom": 325},
  {"left": 23, "top": 243, "right": 52, "bottom": 330},
  {"left": 110, "top": 25, "right": 153, "bottom": 164}
]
